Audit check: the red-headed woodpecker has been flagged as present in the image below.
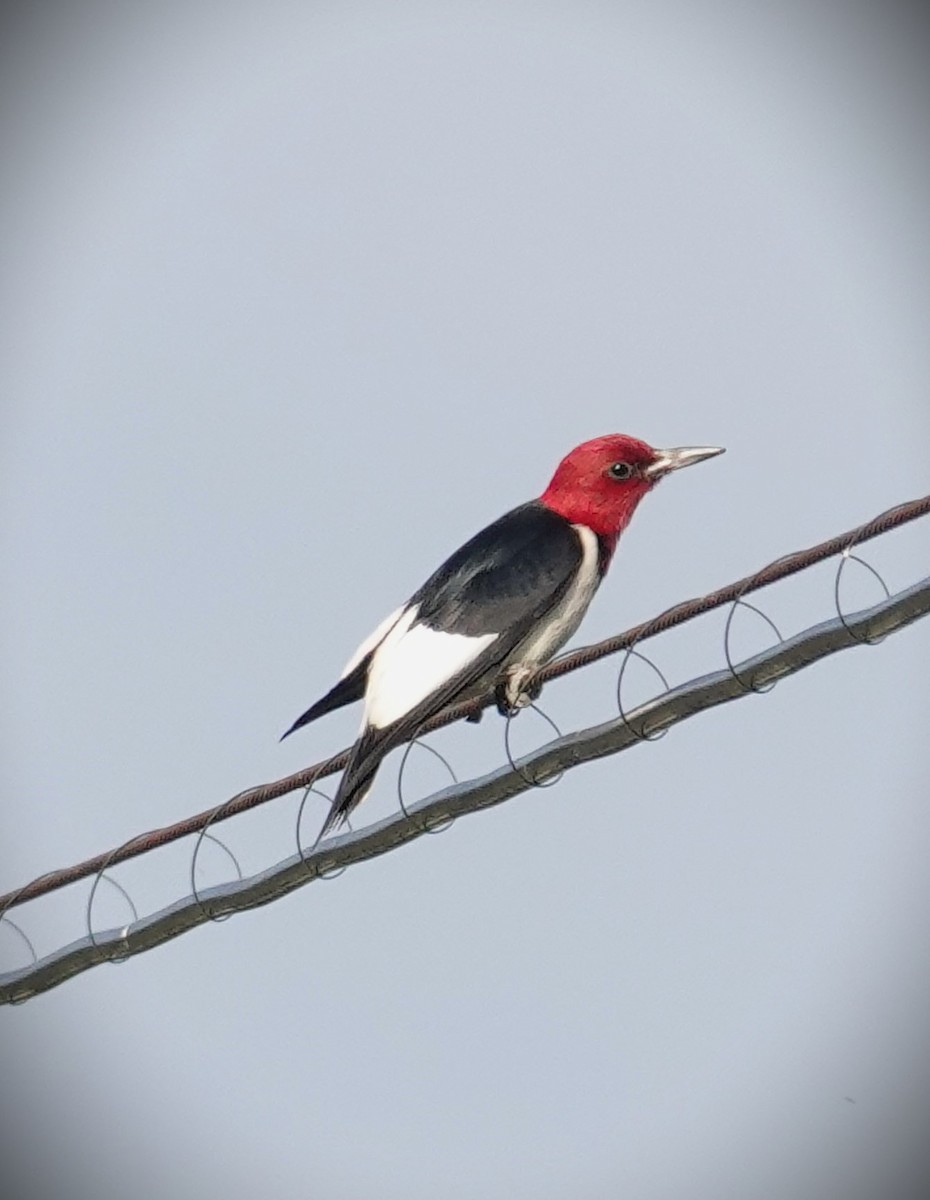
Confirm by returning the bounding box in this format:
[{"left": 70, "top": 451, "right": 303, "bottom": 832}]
[{"left": 284, "top": 434, "right": 724, "bottom": 835}]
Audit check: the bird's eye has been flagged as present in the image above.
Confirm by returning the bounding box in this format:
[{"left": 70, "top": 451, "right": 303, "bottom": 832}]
[{"left": 607, "top": 461, "right": 634, "bottom": 480}]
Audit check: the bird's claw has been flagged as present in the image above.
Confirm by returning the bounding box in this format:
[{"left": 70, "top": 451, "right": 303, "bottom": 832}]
[{"left": 495, "top": 665, "right": 542, "bottom": 717}]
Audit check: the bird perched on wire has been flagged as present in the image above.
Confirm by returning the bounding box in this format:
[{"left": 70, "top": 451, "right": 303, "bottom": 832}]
[{"left": 283, "top": 434, "right": 724, "bottom": 836}]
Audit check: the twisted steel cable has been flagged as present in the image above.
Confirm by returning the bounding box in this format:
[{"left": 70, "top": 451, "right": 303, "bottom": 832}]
[{"left": 1, "top": 492, "right": 928, "bottom": 1002}]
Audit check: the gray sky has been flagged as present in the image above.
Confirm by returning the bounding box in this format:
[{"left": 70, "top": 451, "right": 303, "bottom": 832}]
[{"left": 2, "top": 3, "right": 929, "bottom": 1198}]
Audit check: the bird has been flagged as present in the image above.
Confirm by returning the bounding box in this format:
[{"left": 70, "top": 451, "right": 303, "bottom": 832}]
[{"left": 283, "top": 434, "right": 724, "bottom": 836}]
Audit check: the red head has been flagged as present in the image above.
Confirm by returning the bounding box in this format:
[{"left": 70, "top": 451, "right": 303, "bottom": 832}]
[{"left": 540, "top": 434, "right": 724, "bottom": 539}]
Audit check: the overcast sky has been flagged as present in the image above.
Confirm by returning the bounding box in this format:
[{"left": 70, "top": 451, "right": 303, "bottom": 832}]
[{"left": 2, "top": 3, "right": 929, "bottom": 1198}]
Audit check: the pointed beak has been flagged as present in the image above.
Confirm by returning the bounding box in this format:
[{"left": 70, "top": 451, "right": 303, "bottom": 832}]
[{"left": 643, "top": 445, "right": 725, "bottom": 480}]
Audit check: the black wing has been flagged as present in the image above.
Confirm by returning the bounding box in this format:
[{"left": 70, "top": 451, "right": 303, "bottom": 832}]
[{"left": 409, "top": 500, "right": 585, "bottom": 634}]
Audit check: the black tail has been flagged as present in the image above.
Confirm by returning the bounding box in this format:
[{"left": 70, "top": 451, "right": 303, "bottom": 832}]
[
  {"left": 280, "top": 670, "right": 366, "bottom": 741},
  {"left": 317, "top": 723, "right": 401, "bottom": 836},
  {"left": 317, "top": 647, "right": 502, "bottom": 836}
]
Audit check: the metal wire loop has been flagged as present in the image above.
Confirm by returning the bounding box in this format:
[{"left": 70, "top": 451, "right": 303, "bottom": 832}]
[
  {"left": 295, "top": 782, "right": 351, "bottom": 878},
  {"left": 0, "top": 912, "right": 38, "bottom": 968},
  {"left": 397, "top": 737, "right": 459, "bottom": 832},
  {"left": 189, "top": 800, "right": 245, "bottom": 922},
  {"left": 723, "top": 594, "right": 784, "bottom": 694},
  {"left": 0, "top": 884, "right": 40, "bottom": 990},
  {"left": 85, "top": 842, "right": 141, "bottom": 961},
  {"left": 503, "top": 702, "right": 564, "bottom": 788},
  {"left": 834, "top": 547, "right": 892, "bottom": 645},
  {"left": 3, "top": 493, "right": 929, "bottom": 1005},
  {"left": 0, "top": 879, "right": 53, "bottom": 996},
  {"left": 616, "top": 643, "right": 671, "bottom": 741}
]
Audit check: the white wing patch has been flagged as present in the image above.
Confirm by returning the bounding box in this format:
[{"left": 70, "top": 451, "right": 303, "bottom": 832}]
[
  {"left": 364, "top": 612, "right": 497, "bottom": 730},
  {"left": 339, "top": 605, "right": 406, "bottom": 680}
]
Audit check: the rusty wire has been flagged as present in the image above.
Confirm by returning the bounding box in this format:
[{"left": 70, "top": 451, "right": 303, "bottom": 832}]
[
  {"left": 1, "top": 492, "right": 929, "bottom": 1004},
  {"left": 2, "top": 490, "right": 927, "bottom": 917},
  {"left": 2, "top": 571, "right": 928, "bottom": 1004}
]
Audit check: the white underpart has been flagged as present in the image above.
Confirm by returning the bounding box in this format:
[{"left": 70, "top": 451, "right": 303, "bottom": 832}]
[
  {"left": 364, "top": 607, "right": 497, "bottom": 730},
  {"left": 511, "top": 524, "right": 601, "bottom": 667},
  {"left": 339, "top": 605, "right": 405, "bottom": 679}
]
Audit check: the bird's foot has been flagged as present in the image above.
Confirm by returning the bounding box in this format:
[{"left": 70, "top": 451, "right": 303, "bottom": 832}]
[{"left": 495, "top": 664, "right": 542, "bottom": 717}]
